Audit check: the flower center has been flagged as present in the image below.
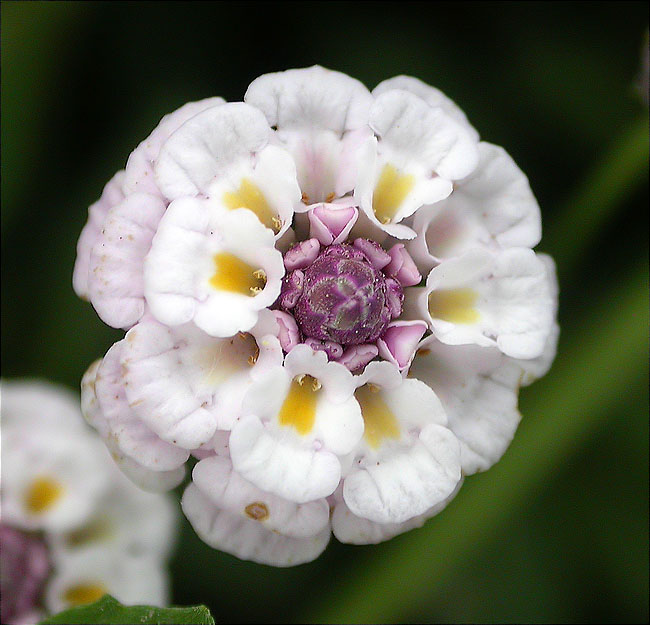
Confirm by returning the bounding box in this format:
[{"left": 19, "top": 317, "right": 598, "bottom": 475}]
[{"left": 280, "top": 242, "right": 402, "bottom": 346}]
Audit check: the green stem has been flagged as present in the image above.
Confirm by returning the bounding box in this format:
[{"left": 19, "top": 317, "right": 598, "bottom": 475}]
[
  {"left": 303, "top": 263, "right": 648, "bottom": 624},
  {"left": 544, "top": 115, "right": 649, "bottom": 274}
]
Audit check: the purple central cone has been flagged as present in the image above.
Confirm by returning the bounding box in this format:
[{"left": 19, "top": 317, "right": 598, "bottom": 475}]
[{"left": 282, "top": 243, "right": 399, "bottom": 345}]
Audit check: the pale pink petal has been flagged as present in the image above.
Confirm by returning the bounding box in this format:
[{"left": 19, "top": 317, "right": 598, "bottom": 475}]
[
  {"left": 308, "top": 204, "right": 358, "bottom": 245},
  {"left": 352, "top": 237, "right": 391, "bottom": 269},
  {"left": 385, "top": 243, "right": 422, "bottom": 287},
  {"left": 273, "top": 310, "right": 300, "bottom": 352},
  {"left": 336, "top": 344, "right": 379, "bottom": 373},
  {"left": 283, "top": 238, "right": 320, "bottom": 270},
  {"left": 377, "top": 320, "right": 428, "bottom": 370}
]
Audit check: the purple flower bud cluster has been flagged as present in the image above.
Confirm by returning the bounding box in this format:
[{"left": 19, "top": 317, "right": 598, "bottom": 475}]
[{"left": 277, "top": 239, "right": 406, "bottom": 363}]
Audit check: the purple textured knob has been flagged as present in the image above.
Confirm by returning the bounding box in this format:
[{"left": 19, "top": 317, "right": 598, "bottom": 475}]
[
  {"left": 0, "top": 524, "right": 49, "bottom": 624},
  {"left": 282, "top": 242, "right": 400, "bottom": 345}
]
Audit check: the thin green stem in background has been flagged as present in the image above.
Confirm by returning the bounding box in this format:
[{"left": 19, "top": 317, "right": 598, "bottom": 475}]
[{"left": 545, "top": 114, "right": 649, "bottom": 275}]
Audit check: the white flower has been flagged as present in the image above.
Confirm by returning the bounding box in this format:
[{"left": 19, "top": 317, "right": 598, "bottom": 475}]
[
  {"left": 0, "top": 379, "right": 178, "bottom": 619},
  {"left": 74, "top": 66, "right": 558, "bottom": 566}
]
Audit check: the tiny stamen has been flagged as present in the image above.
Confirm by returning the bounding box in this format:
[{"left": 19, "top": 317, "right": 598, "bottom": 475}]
[
  {"left": 295, "top": 374, "right": 306, "bottom": 385},
  {"left": 249, "top": 286, "right": 263, "bottom": 295},
  {"left": 311, "top": 378, "right": 322, "bottom": 392},
  {"left": 253, "top": 269, "right": 267, "bottom": 280},
  {"left": 301, "top": 192, "right": 310, "bottom": 204},
  {"left": 325, "top": 192, "right": 335, "bottom": 203},
  {"left": 271, "top": 217, "right": 283, "bottom": 233}
]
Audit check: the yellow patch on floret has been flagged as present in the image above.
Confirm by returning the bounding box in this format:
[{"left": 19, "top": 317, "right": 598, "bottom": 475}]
[
  {"left": 209, "top": 252, "right": 266, "bottom": 296},
  {"left": 223, "top": 178, "right": 281, "bottom": 233},
  {"left": 355, "top": 384, "right": 401, "bottom": 449},
  {"left": 372, "top": 164, "right": 415, "bottom": 225},
  {"left": 198, "top": 333, "right": 260, "bottom": 385},
  {"left": 65, "top": 518, "right": 113, "bottom": 548},
  {"left": 428, "top": 288, "right": 481, "bottom": 324},
  {"left": 63, "top": 583, "right": 108, "bottom": 607},
  {"left": 24, "top": 476, "right": 64, "bottom": 514},
  {"left": 278, "top": 375, "right": 321, "bottom": 435}
]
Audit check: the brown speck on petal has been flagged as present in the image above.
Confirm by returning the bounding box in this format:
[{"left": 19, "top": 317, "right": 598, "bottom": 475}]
[{"left": 244, "top": 501, "right": 269, "bottom": 521}]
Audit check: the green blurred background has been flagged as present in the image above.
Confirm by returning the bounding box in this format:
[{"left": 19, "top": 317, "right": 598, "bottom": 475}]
[{"left": 2, "top": 2, "right": 648, "bottom": 623}]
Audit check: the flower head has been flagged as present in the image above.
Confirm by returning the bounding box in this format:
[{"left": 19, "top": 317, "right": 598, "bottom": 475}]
[{"left": 75, "top": 66, "right": 558, "bottom": 566}]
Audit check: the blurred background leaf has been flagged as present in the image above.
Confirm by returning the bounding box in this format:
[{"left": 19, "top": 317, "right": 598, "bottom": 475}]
[{"left": 2, "top": 2, "right": 648, "bottom": 623}]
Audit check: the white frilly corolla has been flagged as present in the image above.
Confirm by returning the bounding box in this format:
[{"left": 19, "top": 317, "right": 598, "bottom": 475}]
[
  {"left": 74, "top": 66, "right": 559, "bottom": 567},
  {"left": 0, "top": 380, "right": 178, "bottom": 622}
]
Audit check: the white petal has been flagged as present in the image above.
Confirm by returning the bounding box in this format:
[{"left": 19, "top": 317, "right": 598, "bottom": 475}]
[
  {"left": 95, "top": 340, "right": 190, "bottom": 469},
  {"left": 154, "top": 102, "right": 271, "bottom": 200},
  {"left": 123, "top": 97, "right": 225, "bottom": 197},
  {"left": 410, "top": 142, "right": 541, "bottom": 270},
  {"left": 88, "top": 193, "right": 166, "bottom": 329},
  {"left": 342, "top": 370, "right": 460, "bottom": 524},
  {"left": 242, "top": 349, "right": 363, "bottom": 455},
  {"left": 80, "top": 359, "right": 108, "bottom": 437},
  {"left": 105, "top": 440, "right": 186, "bottom": 493},
  {"left": 206, "top": 143, "right": 301, "bottom": 238},
  {"left": 409, "top": 338, "right": 523, "bottom": 474},
  {"left": 373, "top": 76, "right": 479, "bottom": 142},
  {"left": 424, "top": 248, "right": 554, "bottom": 359},
  {"left": 73, "top": 171, "right": 125, "bottom": 300},
  {"left": 182, "top": 484, "right": 331, "bottom": 567},
  {"left": 332, "top": 479, "right": 462, "bottom": 545},
  {"left": 49, "top": 470, "right": 177, "bottom": 563},
  {"left": 284, "top": 344, "right": 356, "bottom": 403},
  {"left": 121, "top": 316, "right": 282, "bottom": 449},
  {"left": 230, "top": 414, "right": 341, "bottom": 503},
  {"left": 354, "top": 360, "right": 404, "bottom": 390},
  {"left": 80, "top": 357, "right": 187, "bottom": 491},
  {"left": 516, "top": 253, "right": 559, "bottom": 385},
  {"left": 45, "top": 548, "right": 168, "bottom": 613},
  {"left": 245, "top": 65, "right": 372, "bottom": 134},
  {"left": 245, "top": 67, "right": 373, "bottom": 203},
  {"left": 120, "top": 321, "right": 215, "bottom": 449},
  {"left": 343, "top": 423, "right": 461, "bottom": 524},
  {"left": 143, "top": 199, "right": 284, "bottom": 337},
  {"left": 192, "top": 455, "right": 329, "bottom": 538},
  {"left": 355, "top": 88, "right": 480, "bottom": 234},
  {"left": 1, "top": 380, "right": 112, "bottom": 533},
  {"left": 370, "top": 90, "right": 478, "bottom": 181},
  {"left": 2, "top": 378, "right": 89, "bottom": 433}
]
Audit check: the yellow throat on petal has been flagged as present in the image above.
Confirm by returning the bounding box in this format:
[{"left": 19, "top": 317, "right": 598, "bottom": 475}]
[
  {"left": 278, "top": 375, "right": 321, "bottom": 436},
  {"left": 25, "top": 476, "right": 64, "bottom": 514},
  {"left": 210, "top": 252, "right": 266, "bottom": 297},
  {"left": 428, "top": 288, "right": 481, "bottom": 324},
  {"left": 223, "top": 179, "right": 282, "bottom": 233},
  {"left": 372, "top": 164, "right": 415, "bottom": 225},
  {"left": 355, "top": 384, "right": 401, "bottom": 449},
  {"left": 198, "top": 332, "right": 260, "bottom": 385},
  {"left": 63, "top": 583, "right": 108, "bottom": 606}
]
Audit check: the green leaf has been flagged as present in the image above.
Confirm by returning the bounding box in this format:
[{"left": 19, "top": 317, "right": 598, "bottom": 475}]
[{"left": 39, "top": 594, "right": 215, "bottom": 625}]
